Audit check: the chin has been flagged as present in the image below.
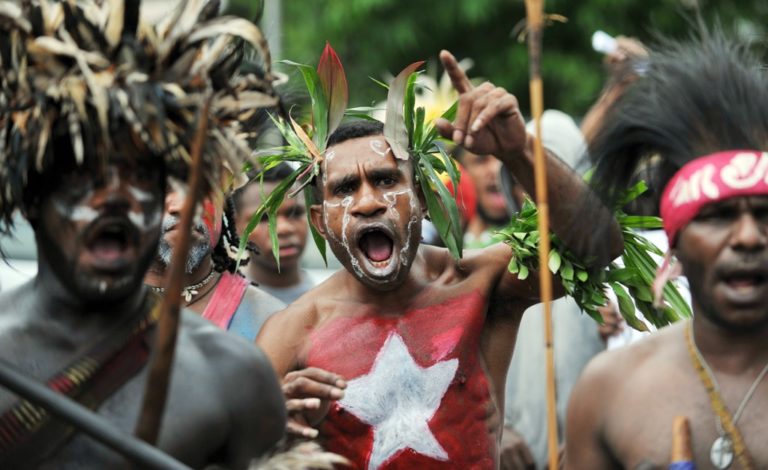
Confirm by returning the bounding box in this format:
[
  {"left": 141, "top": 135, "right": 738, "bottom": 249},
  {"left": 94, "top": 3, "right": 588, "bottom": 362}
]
[
  {"left": 73, "top": 271, "right": 142, "bottom": 305},
  {"left": 702, "top": 305, "right": 768, "bottom": 334}
]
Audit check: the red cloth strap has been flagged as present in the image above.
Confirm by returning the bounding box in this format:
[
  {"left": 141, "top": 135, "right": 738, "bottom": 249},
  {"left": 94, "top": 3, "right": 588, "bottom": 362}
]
[{"left": 202, "top": 271, "right": 249, "bottom": 330}]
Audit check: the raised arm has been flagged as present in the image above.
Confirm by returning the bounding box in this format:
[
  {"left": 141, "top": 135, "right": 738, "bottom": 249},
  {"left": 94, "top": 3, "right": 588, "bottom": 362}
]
[{"left": 435, "top": 50, "right": 623, "bottom": 269}]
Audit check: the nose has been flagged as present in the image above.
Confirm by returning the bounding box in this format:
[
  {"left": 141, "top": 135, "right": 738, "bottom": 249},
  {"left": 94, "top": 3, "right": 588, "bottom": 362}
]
[
  {"left": 165, "top": 190, "right": 184, "bottom": 216},
  {"left": 731, "top": 212, "right": 768, "bottom": 252},
  {"left": 276, "top": 215, "right": 296, "bottom": 237},
  {"left": 350, "top": 184, "right": 387, "bottom": 218},
  {"left": 92, "top": 166, "right": 131, "bottom": 212}
]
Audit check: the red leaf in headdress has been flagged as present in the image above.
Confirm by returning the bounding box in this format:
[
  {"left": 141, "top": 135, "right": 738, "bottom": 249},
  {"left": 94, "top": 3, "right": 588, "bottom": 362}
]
[{"left": 317, "top": 42, "right": 348, "bottom": 139}]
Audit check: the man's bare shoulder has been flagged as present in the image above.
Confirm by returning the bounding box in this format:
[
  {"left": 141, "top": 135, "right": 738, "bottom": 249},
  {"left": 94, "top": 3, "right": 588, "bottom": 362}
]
[
  {"left": 178, "top": 311, "right": 274, "bottom": 377},
  {"left": 414, "top": 243, "right": 509, "bottom": 284},
  {"left": 0, "top": 280, "right": 34, "bottom": 324},
  {"left": 579, "top": 321, "right": 687, "bottom": 391},
  {"left": 242, "top": 283, "right": 285, "bottom": 315}
]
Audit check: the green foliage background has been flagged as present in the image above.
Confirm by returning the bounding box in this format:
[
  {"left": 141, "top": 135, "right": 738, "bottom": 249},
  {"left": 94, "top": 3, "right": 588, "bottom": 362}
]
[{"left": 232, "top": 0, "right": 767, "bottom": 118}]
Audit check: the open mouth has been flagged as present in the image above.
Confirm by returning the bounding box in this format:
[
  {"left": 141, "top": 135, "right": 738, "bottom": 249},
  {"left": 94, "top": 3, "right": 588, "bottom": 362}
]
[
  {"left": 485, "top": 184, "right": 506, "bottom": 209},
  {"left": 85, "top": 219, "right": 136, "bottom": 266},
  {"left": 723, "top": 272, "right": 767, "bottom": 291},
  {"left": 359, "top": 228, "right": 394, "bottom": 269}
]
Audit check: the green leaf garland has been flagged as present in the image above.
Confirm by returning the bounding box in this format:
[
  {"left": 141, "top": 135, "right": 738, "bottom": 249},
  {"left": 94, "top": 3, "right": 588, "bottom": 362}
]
[{"left": 497, "top": 182, "right": 692, "bottom": 330}]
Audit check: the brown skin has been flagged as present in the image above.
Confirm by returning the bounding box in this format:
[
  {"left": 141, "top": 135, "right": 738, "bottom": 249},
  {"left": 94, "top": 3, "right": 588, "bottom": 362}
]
[
  {"left": 565, "top": 196, "right": 768, "bottom": 469},
  {"left": 257, "top": 50, "right": 622, "bottom": 450},
  {"left": 235, "top": 181, "right": 309, "bottom": 288},
  {"left": 0, "top": 153, "right": 285, "bottom": 468}
]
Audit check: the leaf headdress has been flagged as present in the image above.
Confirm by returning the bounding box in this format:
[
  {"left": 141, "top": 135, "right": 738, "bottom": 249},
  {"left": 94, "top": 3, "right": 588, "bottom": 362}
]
[
  {"left": 0, "top": 0, "right": 280, "bottom": 234},
  {"left": 242, "top": 43, "right": 463, "bottom": 266}
]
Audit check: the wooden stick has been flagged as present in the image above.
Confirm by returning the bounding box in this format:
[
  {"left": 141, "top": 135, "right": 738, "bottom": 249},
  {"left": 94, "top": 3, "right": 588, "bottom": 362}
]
[
  {"left": 134, "top": 96, "right": 213, "bottom": 444},
  {"left": 0, "top": 360, "right": 191, "bottom": 470},
  {"left": 523, "top": 1, "right": 559, "bottom": 469},
  {"left": 670, "top": 416, "right": 694, "bottom": 467}
]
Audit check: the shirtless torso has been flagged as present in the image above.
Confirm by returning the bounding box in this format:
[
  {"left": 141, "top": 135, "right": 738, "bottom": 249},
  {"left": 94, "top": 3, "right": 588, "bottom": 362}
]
[
  {"left": 0, "top": 282, "right": 285, "bottom": 469},
  {"left": 259, "top": 242, "right": 538, "bottom": 468},
  {"left": 566, "top": 320, "right": 768, "bottom": 470}
]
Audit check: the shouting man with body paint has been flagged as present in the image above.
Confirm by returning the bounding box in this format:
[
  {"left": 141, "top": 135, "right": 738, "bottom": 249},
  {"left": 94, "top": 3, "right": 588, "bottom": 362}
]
[
  {"left": 0, "top": 1, "right": 284, "bottom": 467},
  {"left": 565, "top": 32, "right": 768, "bottom": 470},
  {"left": 255, "top": 50, "right": 622, "bottom": 469}
]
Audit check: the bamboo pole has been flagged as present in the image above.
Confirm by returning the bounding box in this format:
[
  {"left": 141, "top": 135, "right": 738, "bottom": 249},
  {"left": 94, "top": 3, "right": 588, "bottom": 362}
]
[
  {"left": 523, "top": 1, "right": 559, "bottom": 468},
  {"left": 134, "top": 95, "right": 213, "bottom": 444}
]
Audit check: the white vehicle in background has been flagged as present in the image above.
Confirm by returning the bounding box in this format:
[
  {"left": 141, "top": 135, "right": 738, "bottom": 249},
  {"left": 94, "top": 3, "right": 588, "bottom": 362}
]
[{"left": 0, "top": 214, "right": 37, "bottom": 292}]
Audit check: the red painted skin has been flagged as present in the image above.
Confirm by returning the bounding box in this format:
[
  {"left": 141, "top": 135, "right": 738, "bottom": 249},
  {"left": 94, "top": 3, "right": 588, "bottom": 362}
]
[
  {"left": 307, "top": 290, "right": 495, "bottom": 469},
  {"left": 202, "top": 199, "right": 222, "bottom": 246}
]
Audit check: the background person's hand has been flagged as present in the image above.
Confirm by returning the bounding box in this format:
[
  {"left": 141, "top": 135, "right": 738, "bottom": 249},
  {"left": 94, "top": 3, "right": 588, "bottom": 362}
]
[
  {"left": 597, "top": 301, "right": 623, "bottom": 342},
  {"left": 500, "top": 426, "right": 536, "bottom": 470}
]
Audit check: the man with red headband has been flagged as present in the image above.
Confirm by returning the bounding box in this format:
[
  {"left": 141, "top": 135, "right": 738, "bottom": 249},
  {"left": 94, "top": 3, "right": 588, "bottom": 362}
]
[
  {"left": 144, "top": 189, "right": 285, "bottom": 340},
  {"left": 566, "top": 32, "right": 768, "bottom": 469}
]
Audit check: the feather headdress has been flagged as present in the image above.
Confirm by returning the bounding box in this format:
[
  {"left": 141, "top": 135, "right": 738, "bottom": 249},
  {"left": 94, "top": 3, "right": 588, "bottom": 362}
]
[
  {"left": 0, "top": 0, "right": 279, "bottom": 234},
  {"left": 243, "top": 43, "right": 462, "bottom": 266}
]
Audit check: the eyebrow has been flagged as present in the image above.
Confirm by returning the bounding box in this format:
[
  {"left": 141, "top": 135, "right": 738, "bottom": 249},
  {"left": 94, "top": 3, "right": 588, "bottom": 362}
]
[
  {"left": 327, "top": 174, "right": 360, "bottom": 193},
  {"left": 367, "top": 168, "right": 402, "bottom": 181}
]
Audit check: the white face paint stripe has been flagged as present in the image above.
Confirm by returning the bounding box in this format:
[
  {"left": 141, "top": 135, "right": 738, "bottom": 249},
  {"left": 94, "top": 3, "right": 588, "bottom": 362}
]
[
  {"left": 53, "top": 188, "right": 160, "bottom": 234},
  {"left": 381, "top": 189, "right": 419, "bottom": 268},
  {"left": 369, "top": 140, "right": 391, "bottom": 158},
  {"left": 323, "top": 150, "right": 335, "bottom": 186},
  {"left": 340, "top": 196, "right": 364, "bottom": 278}
]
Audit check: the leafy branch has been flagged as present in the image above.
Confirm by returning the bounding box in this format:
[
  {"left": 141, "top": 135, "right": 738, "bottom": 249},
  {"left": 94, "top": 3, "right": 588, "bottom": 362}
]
[{"left": 498, "top": 182, "right": 692, "bottom": 330}]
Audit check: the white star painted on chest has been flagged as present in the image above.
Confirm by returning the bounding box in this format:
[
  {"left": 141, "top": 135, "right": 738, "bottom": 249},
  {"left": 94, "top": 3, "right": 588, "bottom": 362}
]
[{"left": 338, "top": 332, "right": 459, "bottom": 470}]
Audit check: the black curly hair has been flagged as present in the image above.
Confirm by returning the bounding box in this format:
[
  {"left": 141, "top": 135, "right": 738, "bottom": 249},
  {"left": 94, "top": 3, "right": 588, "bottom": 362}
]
[
  {"left": 589, "top": 27, "right": 768, "bottom": 213},
  {"left": 211, "top": 196, "right": 250, "bottom": 273}
]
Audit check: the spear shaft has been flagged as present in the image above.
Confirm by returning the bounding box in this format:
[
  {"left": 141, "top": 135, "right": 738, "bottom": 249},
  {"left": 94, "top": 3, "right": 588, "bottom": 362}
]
[
  {"left": 523, "top": 1, "right": 559, "bottom": 468},
  {"left": 0, "top": 360, "right": 191, "bottom": 470},
  {"left": 134, "top": 96, "right": 213, "bottom": 444}
]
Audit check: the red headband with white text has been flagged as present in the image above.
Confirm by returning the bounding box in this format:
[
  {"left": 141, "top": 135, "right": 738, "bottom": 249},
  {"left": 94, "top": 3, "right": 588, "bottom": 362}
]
[{"left": 660, "top": 150, "right": 768, "bottom": 243}]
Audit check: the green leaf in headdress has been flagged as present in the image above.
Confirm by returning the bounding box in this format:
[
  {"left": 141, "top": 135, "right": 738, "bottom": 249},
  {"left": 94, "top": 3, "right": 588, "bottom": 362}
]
[
  {"left": 282, "top": 59, "right": 327, "bottom": 148},
  {"left": 384, "top": 61, "right": 424, "bottom": 161}
]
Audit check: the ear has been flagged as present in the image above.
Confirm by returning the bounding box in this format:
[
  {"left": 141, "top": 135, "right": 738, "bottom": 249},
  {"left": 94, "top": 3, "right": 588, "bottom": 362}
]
[
  {"left": 309, "top": 203, "right": 328, "bottom": 239},
  {"left": 414, "top": 182, "right": 428, "bottom": 218}
]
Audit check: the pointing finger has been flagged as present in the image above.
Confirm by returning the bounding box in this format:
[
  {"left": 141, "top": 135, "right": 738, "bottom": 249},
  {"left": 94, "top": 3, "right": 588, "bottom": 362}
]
[{"left": 440, "top": 50, "right": 472, "bottom": 94}]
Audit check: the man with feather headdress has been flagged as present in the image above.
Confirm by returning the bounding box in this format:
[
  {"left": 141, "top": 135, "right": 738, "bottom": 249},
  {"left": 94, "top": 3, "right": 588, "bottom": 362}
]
[{"left": 0, "top": 0, "right": 284, "bottom": 467}]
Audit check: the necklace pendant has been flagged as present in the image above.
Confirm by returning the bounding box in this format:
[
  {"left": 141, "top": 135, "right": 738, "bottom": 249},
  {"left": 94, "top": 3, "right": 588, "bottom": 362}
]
[
  {"left": 710, "top": 435, "right": 734, "bottom": 469},
  {"left": 183, "top": 288, "right": 198, "bottom": 302}
]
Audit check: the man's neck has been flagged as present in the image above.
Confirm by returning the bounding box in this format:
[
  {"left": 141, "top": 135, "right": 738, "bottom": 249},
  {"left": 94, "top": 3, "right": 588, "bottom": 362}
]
[
  {"left": 466, "top": 217, "right": 492, "bottom": 239},
  {"left": 145, "top": 256, "right": 215, "bottom": 288},
  {"left": 344, "top": 251, "right": 429, "bottom": 310},
  {"left": 32, "top": 263, "right": 150, "bottom": 344},
  {"left": 246, "top": 262, "right": 301, "bottom": 288},
  {"left": 692, "top": 316, "right": 768, "bottom": 373}
]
